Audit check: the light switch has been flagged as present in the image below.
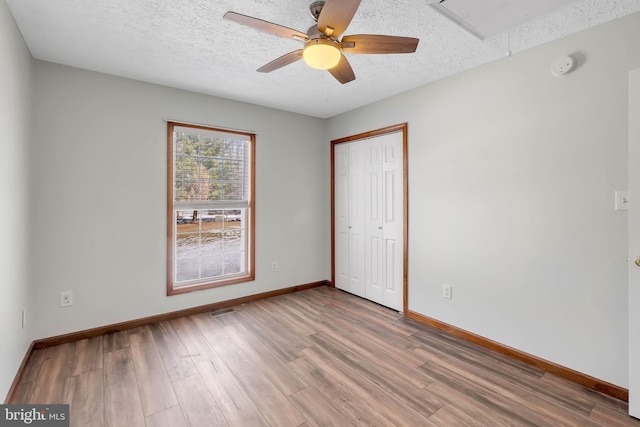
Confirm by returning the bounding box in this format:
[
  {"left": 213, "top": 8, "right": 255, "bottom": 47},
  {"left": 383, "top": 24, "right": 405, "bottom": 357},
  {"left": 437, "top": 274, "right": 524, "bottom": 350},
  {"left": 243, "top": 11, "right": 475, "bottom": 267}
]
[{"left": 615, "top": 190, "right": 629, "bottom": 211}]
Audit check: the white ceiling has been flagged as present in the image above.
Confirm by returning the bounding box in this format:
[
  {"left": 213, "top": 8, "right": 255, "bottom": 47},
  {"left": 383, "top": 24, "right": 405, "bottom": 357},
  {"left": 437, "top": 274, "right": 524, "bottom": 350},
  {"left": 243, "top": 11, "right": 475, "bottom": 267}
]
[{"left": 6, "top": 0, "right": 640, "bottom": 118}]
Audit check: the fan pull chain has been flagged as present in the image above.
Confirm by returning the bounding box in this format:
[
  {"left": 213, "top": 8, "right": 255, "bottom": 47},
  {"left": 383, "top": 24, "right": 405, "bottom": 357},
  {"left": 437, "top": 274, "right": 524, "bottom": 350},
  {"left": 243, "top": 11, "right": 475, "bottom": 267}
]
[{"left": 324, "top": 73, "right": 329, "bottom": 103}]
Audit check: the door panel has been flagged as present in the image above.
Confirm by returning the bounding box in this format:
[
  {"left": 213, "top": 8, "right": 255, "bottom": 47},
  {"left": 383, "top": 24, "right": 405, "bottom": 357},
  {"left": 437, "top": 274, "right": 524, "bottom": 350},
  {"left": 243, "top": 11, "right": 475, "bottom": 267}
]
[
  {"left": 382, "top": 134, "right": 404, "bottom": 311},
  {"left": 348, "top": 141, "right": 366, "bottom": 297},
  {"left": 365, "top": 140, "right": 384, "bottom": 304},
  {"left": 334, "top": 144, "right": 349, "bottom": 291}
]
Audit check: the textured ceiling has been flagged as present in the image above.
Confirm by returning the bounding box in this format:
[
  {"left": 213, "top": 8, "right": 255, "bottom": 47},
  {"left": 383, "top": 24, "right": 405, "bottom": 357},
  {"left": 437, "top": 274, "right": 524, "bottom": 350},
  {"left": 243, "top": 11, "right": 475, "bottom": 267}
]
[{"left": 6, "top": 0, "right": 640, "bottom": 118}]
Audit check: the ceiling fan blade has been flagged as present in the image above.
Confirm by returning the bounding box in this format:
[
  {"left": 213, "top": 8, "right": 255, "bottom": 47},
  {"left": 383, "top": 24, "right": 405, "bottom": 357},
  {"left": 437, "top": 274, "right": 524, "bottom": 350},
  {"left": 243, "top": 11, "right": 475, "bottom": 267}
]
[
  {"left": 317, "top": 0, "right": 361, "bottom": 38},
  {"left": 224, "top": 12, "right": 308, "bottom": 41},
  {"left": 257, "top": 49, "right": 304, "bottom": 73},
  {"left": 341, "top": 35, "right": 419, "bottom": 54},
  {"left": 328, "top": 54, "right": 355, "bottom": 84}
]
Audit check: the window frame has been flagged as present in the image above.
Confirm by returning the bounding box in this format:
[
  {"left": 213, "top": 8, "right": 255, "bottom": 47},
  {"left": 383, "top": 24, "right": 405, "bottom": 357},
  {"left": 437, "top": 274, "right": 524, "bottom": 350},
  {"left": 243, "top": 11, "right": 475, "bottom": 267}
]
[{"left": 166, "top": 121, "right": 255, "bottom": 295}]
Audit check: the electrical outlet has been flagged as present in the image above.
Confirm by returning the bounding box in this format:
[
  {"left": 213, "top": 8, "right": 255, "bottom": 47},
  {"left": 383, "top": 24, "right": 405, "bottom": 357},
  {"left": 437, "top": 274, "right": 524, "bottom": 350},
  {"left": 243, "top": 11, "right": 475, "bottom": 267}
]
[
  {"left": 60, "top": 291, "right": 73, "bottom": 307},
  {"left": 271, "top": 261, "right": 278, "bottom": 272},
  {"left": 442, "top": 284, "right": 452, "bottom": 300}
]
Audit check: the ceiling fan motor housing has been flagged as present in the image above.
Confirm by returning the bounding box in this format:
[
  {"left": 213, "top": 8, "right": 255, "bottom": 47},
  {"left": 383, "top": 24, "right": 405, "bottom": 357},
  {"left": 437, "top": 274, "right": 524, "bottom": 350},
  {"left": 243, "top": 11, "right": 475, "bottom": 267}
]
[{"left": 308, "top": 1, "right": 325, "bottom": 22}]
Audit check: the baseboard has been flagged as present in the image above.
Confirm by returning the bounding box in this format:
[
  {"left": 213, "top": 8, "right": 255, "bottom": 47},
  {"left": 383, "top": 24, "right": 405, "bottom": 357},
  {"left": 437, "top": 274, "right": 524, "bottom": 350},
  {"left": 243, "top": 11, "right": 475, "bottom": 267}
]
[
  {"left": 33, "top": 280, "right": 328, "bottom": 350},
  {"left": 405, "top": 310, "right": 628, "bottom": 402},
  {"left": 3, "top": 341, "right": 35, "bottom": 404}
]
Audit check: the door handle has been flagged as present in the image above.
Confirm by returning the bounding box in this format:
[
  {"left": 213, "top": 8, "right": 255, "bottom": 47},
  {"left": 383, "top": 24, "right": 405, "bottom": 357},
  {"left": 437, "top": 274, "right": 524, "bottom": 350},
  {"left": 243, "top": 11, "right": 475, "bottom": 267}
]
[{"left": 635, "top": 256, "right": 640, "bottom": 267}]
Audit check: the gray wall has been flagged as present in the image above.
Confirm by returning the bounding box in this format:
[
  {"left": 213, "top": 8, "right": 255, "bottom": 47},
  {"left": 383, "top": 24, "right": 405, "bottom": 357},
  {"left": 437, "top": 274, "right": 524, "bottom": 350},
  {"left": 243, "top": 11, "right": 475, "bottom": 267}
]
[
  {"left": 0, "top": 0, "right": 33, "bottom": 399},
  {"left": 327, "top": 11, "right": 640, "bottom": 388},
  {"left": 28, "top": 61, "right": 330, "bottom": 340}
]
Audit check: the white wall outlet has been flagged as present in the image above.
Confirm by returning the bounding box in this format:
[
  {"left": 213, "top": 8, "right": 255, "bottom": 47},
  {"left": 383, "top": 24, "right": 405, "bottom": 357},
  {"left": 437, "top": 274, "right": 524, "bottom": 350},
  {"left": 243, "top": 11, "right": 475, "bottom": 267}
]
[
  {"left": 615, "top": 190, "right": 629, "bottom": 211},
  {"left": 442, "top": 284, "right": 452, "bottom": 300},
  {"left": 271, "top": 261, "right": 278, "bottom": 272},
  {"left": 60, "top": 291, "right": 73, "bottom": 307}
]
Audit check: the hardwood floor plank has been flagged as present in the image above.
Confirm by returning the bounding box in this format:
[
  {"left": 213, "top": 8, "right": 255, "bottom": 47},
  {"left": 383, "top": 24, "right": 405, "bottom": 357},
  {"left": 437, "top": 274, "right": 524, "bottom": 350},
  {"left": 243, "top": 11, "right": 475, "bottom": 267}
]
[
  {"left": 191, "top": 312, "right": 230, "bottom": 343},
  {"left": 288, "top": 386, "right": 354, "bottom": 427},
  {"left": 223, "top": 322, "right": 307, "bottom": 395},
  {"left": 19, "top": 348, "right": 46, "bottom": 384},
  {"left": 314, "top": 319, "right": 431, "bottom": 377},
  {"left": 128, "top": 327, "right": 178, "bottom": 416},
  {"left": 267, "top": 298, "right": 319, "bottom": 336},
  {"left": 29, "top": 342, "right": 75, "bottom": 404},
  {"left": 310, "top": 331, "right": 442, "bottom": 414},
  {"left": 8, "top": 381, "right": 35, "bottom": 404},
  {"left": 148, "top": 320, "right": 198, "bottom": 382},
  {"left": 540, "top": 372, "right": 630, "bottom": 414},
  {"left": 428, "top": 404, "right": 485, "bottom": 426},
  {"left": 327, "top": 309, "right": 420, "bottom": 352},
  {"left": 420, "top": 360, "right": 600, "bottom": 426},
  {"left": 236, "top": 304, "right": 311, "bottom": 360},
  {"left": 288, "top": 356, "right": 397, "bottom": 427},
  {"left": 145, "top": 406, "right": 188, "bottom": 427},
  {"left": 173, "top": 374, "right": 228, "bottom": 427},
  {"left": 327, "top": 291, "right": 416, "bottom": 336},
  {"left": 67, "top": 369, "right": 104, "bottom": 427},
  {"left": 416, "top": 343, "right": 603, "bottom": 425},
  {"left": 71, "top": 336, "right": 103, "bottom": 376},
  {"left": 301, "top": 345, "right": 438, "bottom": 426},
  {"left": 102, "top": 330, "right": 130, "bottom": 353},
  {"left": 590, "top": 404, "right": 640, "bottom": 426},
  {"left": 411, "top": 325, "right": 545, "bottom": 382},
  {"left": 171, "top": 317, "right": 216, "bottom": 362},
  {"left": 196, "top": 358, "right": 270, "bottom": 427},
  {"left": 210, "top": 338, "right": 306, "bottom": 427},
  {"left": 103, "top": 348, "right": 145, "bottom": 427},
  {"left": 426, "top": 380, "right": 522, "bottom": 427}
]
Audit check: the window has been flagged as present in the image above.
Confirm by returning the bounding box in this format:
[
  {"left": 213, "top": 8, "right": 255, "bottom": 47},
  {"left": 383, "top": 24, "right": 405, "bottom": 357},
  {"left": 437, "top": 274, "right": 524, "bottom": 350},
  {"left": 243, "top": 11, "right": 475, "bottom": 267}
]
[{"left": 167, "top": 122, "right": 255, "bottom": 295}]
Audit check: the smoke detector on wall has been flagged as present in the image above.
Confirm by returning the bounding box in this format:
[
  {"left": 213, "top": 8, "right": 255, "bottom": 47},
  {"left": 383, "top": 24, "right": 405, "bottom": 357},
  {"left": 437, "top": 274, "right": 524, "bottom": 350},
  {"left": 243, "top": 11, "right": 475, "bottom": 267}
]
[{"left": 551, "top": 55, "right": 575, "bottom": 76}]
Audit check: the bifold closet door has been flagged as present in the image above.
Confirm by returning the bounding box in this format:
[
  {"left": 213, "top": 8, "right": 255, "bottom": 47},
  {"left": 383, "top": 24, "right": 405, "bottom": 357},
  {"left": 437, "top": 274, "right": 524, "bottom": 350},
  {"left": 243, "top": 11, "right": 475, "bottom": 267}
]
[
  {"left": 364, "top": 133, "right": 403, "bottom": 311},
  {"left": 334, "top": 132, "right": 404, "bottom": 311},
  {"left": 334, "top": 141, "right": 366, "bottom": 298}
]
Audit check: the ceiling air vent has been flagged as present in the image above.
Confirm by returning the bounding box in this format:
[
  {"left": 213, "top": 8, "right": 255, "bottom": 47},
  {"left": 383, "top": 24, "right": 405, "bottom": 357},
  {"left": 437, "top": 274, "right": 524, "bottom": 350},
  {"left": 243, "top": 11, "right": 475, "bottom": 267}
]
[{"left": 430, "top": 0, "right": 579, "bottom": 40}]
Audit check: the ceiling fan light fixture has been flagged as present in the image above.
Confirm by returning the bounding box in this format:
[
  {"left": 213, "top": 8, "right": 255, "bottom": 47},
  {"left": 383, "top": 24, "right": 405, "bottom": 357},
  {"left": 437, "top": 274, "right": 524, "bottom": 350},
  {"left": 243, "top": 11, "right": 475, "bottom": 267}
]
[{"left": 303, "top": 38, "right": 341, "bottom": 70}]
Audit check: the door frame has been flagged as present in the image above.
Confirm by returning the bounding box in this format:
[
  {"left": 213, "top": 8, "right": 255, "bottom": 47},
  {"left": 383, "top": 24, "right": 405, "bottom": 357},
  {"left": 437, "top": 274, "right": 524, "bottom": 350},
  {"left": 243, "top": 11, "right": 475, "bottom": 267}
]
[
  {"left": 330, "top": 123, "right": 409, "bottom": 313},
  {"left": 629, "top": 68, "right": 640, "bottom": 418}
]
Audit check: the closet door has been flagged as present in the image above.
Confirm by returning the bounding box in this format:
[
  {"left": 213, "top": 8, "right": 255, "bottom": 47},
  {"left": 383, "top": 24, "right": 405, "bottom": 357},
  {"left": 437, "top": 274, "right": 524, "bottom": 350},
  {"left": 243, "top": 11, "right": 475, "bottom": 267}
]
[
  {"left": 347, "top": 140, "right": 367, "bottom": 297},
  {"left": 333, "top": 128, "right": 405, "bottom": 310},
  {"left": 364, "top": 139, "right": 384, "bottom": 305},
  {"left": 334, "top": 140, "right": 366, "bottom": 297},
  {"left": 364, "top": 132, "right": 403, "bottom": 311},
  {"left": 334, "top": 143, "right": 350, "bottom": 291},
  {"left": 380, "top": 133, "right": 404, "bottom": 311}
]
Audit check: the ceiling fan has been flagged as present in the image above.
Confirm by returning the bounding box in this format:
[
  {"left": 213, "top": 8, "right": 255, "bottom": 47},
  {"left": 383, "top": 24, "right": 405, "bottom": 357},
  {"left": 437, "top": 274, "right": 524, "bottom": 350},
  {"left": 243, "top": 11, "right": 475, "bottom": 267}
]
[{"left": 223, "top": 0, "right": 420, "bottom": 84}]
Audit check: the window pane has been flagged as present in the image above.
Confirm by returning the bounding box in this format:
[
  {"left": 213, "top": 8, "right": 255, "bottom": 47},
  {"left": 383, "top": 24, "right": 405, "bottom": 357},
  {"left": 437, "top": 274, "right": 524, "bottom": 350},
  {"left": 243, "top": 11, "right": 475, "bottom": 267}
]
[
  {"left": 176, "top": 258, "right": 199, "bottom": 282},
  {"left": 202, "top": 255, "right": 223, "bottom": 278},
  {"left": 224, "top": 230, "right": 243, "bottom": 252},
  {"left": 224, "top": 252, "right": 243, "bottom": 275},
  {"left": 174, "top": 208, "right": 247, "bottom": 286},
  {"left": 174, "top": 130, "right": 248, "bottom": 202}
]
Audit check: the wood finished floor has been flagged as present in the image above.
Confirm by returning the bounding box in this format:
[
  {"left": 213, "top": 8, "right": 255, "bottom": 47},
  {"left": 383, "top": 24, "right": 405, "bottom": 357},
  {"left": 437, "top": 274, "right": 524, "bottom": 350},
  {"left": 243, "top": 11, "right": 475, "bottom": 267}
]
[{"left": 9, "top": 286, "right": 640, "bottom": 426}]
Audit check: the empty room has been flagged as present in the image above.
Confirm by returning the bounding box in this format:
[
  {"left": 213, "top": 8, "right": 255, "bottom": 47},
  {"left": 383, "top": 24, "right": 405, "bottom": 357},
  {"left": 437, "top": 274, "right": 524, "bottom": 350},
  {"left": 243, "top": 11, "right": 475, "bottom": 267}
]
[{"left": 2, "top": 0, "right": 640, "bottom": 425}]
